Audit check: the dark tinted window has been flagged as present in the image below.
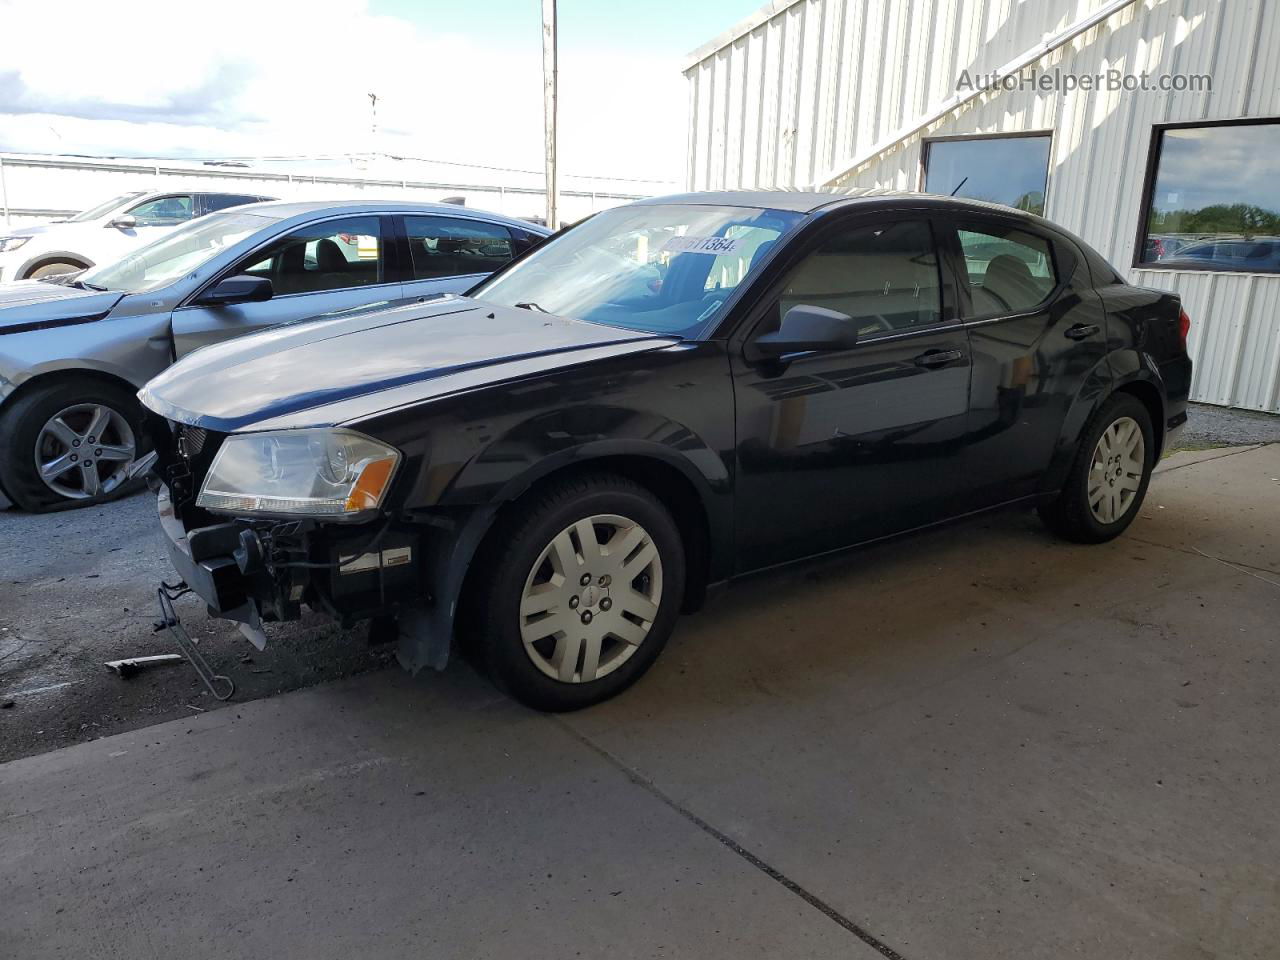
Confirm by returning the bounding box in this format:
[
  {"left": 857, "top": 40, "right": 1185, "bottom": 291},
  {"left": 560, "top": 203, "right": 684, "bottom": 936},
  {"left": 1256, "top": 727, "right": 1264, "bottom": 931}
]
[
  {"left": 239, "top": 216, "right": 383, "bottom": 295},
  {"left": 404, "top": 216, "right": 514, "bottom": 279},
  {"left": 956, "top": 226, "right": 1056, "bottom": 315},
  {"left": 204, "top": 194, "right": 268, "bottom": 213},
  {"left": 924, "top": 136, "right": 1050, "bottom": 215},
  {"left": 778, "top": 220, "right": 942, "bottom": 336},
  {"left": 126, "top": 195, "right": 194, "bottom": 225},
  {"left": 1139, "top": 122, "right": 1280, "bottom": 272}
]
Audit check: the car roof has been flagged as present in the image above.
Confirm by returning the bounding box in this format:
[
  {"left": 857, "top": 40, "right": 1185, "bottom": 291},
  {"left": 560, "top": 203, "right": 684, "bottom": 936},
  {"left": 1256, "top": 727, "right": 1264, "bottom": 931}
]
[
  {"left": 630, "top": 188, "right": 1043, "bottom": 221},
  {"left": 239, "top": 199, "right": 549, "bottom": 231}
]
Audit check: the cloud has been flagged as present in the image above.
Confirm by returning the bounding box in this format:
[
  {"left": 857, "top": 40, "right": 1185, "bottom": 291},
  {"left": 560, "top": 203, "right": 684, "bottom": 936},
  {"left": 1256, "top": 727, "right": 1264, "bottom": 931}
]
[{"left": 0, "top": 0, "right": 687, "bottom": 184}]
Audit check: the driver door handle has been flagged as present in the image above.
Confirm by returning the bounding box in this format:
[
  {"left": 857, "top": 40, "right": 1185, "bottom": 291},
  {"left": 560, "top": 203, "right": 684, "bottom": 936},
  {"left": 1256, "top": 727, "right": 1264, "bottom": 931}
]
[
  {"left": 913, "top": 348, "right": 964, "bottom": 368},
  {"left": 1064, "top": 323, "right": 1101, "bottom": 340}
]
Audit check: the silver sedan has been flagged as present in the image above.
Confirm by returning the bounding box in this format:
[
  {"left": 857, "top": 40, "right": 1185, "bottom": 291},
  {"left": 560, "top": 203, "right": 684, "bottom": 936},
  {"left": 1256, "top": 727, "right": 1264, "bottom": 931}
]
[{"left": 0, "top": 200, "right": 549, "bottom": 511}]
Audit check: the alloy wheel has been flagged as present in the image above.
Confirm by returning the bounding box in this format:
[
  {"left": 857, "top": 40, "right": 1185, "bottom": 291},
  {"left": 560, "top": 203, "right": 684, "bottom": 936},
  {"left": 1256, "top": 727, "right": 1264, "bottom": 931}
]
[
  {"left": 519, "top": 513, "right": 663, "bottom": 684},
  {"left": 1088, "top": 415, "right": 1145, "bottom": 524},
  {"left": 34, "top": 403, "right": 136, "bottom": 500}
]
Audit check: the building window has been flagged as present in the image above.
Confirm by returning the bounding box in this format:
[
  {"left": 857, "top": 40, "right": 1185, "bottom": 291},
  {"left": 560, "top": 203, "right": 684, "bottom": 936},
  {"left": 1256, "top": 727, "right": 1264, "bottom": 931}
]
[
  {"left": 1137, "top": 120, "right": 1280, "bottom": 273},
  {"left": 923, "top": 134, "right": 1051, "bottom": 216}
]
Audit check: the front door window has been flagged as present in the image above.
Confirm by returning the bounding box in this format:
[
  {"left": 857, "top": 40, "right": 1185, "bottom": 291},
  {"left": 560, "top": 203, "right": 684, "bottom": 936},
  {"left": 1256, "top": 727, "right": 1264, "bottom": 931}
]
[{"left": 240, "top": 216, "right": 384, "bottom": 295}]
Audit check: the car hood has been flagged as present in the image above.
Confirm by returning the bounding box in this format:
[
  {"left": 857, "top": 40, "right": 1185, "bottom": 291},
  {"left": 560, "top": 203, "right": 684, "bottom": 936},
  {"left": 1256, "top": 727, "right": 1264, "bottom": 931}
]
[
  {"left": 140, "top": 296, "right": 678, "bottom": 432},
  {"left": 1, "top": 222, "right": 62, "bottom": 239},
  {"left": 0, "top": 281, "right": 125, "bottom": 334}
]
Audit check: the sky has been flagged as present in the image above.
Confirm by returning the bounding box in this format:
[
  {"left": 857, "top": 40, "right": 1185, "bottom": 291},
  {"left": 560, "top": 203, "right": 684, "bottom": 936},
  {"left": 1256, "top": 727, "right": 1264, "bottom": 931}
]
[
  {"left": 0, "top": 0, "right": 759, "bottom": 185},
  {"left": 1150, "top": 125, "right": 1280, "bottom": 214}
]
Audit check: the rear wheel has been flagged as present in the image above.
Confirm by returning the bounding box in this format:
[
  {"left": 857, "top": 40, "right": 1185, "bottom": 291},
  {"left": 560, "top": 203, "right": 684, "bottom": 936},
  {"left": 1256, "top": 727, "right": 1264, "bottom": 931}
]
[
  {"left": 0, "top": 378, "right": 143, "bottom": 512},
  {"left": 1038, "top": 393, "right": 1154, "bottom": 543},
  {"left": 470, "top": 474, "right": 685, "bottom": 711}
]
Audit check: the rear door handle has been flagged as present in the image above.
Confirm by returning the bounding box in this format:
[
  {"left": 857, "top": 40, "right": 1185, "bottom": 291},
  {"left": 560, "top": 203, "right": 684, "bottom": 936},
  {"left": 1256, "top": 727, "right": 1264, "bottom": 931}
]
[
  {"left": 913, "top": 348, "right": 965, "bottom": 368},
  {"left": 1064, "top": 323, "right": 1101, "bottom": 340}
]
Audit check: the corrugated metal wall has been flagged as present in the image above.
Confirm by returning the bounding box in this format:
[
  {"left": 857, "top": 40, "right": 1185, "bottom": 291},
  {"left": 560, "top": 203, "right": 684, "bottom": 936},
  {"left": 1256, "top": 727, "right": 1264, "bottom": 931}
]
[{"left": 685, "top": 0, "right": 1280, "bottom": 413}]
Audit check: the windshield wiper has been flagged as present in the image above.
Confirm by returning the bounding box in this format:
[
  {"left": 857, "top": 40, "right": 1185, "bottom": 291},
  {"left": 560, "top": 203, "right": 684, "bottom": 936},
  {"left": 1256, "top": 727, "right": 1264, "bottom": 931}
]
[
  {"left": 69, "top": 279, "right": 108, "bottom": 291},
  {"left": 514, "top": 301, "right": 549, "bottom": 313}
]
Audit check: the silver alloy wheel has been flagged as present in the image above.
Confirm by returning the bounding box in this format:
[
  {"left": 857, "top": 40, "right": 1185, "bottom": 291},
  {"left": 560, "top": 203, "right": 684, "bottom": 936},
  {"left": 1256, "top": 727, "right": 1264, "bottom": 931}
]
[
  {"left": 1088, "top": 415, "right": 1145, "bottom": 524},
  {"left": 519, "top": 513, "right": 663, "bottom": 684},
  {"left": 34, "top": 403, "right": 136, "bottom": 500}
]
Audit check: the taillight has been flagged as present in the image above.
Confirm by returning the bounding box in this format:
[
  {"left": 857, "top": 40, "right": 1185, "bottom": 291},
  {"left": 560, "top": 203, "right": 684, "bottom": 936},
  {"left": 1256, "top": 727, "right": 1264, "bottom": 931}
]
[{"left": 1178, "top": 308, "right": 1191, "bottom": 350}]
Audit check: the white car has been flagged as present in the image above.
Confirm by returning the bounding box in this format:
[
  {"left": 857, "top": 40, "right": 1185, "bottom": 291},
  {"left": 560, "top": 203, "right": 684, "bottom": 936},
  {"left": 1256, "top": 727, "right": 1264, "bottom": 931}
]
[{"left": 0, "top": 190, "right": 274, "bottom": 283}]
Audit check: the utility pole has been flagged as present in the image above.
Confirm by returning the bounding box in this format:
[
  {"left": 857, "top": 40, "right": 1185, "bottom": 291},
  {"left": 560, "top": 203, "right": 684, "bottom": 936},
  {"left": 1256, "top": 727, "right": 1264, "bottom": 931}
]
[
  {"left": 541, "top": 0, "right": 559, "bottom": 229},
  {"left": 368, "top": 92, "right": 378, "bottom": 140}
]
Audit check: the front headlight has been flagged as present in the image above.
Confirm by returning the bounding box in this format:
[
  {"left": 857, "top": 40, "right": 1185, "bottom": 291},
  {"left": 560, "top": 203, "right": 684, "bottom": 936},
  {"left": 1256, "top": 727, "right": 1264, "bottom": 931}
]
[
  {"left": 197, "top": 429, "right": 401, "bottom": 519},
  {"left": 0, "top": 236, "right": 31, "bottom": 253}
]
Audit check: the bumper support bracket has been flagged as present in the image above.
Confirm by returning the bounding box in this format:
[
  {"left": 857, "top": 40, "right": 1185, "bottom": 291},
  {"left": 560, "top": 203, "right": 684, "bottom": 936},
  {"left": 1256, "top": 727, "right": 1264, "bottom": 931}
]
[{"left": 155, "top": 581, "right": 236, "bottom": 701}]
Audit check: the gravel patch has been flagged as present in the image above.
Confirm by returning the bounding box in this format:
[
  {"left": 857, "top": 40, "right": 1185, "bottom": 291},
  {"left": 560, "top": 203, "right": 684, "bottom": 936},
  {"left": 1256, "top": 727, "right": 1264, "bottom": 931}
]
[{"left": 1172, "top": 402, "right": 1280, "bottom": 451}]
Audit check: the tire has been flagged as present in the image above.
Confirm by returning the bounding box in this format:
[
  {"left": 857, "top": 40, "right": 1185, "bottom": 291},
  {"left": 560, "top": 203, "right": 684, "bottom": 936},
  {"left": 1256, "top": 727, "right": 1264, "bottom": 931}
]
[
  {"left": 469, "top": 473, "right": 685, "bottom": 711},
  {"left": 1038, "top": 393, "right": 1155, "bottom": 544},
  {"left": 26, "top": 261, "right": 85, "bottom": 280},
  {"left": 0, "top": 378, "right": 144, "bottom": 512}
]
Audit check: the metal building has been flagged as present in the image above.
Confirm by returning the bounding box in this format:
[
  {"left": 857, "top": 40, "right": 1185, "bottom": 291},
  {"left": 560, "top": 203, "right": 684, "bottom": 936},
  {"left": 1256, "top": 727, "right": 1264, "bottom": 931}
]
[{"left": 684, "top": 0, "right": 1280, "bottom": 413}]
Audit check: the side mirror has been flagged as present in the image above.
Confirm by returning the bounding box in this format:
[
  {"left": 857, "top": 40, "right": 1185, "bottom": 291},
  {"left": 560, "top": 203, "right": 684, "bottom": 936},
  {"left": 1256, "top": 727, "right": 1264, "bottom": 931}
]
[
  {"left": 193, "top": 274, "right": 274, "bottom": 306},
  {"left": 108, "top": 214, "right": 137, "bottom": 230},
  {"left": 748, "top": 304, "right": 859, "bottom": 361}
]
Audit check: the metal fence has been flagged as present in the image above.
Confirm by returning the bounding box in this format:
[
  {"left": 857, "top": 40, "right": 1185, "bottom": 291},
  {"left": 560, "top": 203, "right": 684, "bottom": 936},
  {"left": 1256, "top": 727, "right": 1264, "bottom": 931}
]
[{"left": 0, "top": 152, "right": 666, "bottom": 227}]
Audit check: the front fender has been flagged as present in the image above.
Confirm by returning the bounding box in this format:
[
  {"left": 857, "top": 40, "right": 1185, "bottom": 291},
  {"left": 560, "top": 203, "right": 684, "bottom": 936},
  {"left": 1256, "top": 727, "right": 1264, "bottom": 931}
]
[{"left": 0, "top": 314, "right": 172, "bottom": 406}]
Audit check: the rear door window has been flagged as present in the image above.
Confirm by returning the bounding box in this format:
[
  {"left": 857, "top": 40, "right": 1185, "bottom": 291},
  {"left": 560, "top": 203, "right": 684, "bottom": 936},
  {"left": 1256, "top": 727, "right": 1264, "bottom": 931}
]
[
  {"left": 203, "top": 194, "right": 268, "bottom": 214},
  {"left": 404, "top": 216, "right": 515, "bottom": 279},
  {"left": 955, "top": 226, "right": 1057, "bottom": 316}
]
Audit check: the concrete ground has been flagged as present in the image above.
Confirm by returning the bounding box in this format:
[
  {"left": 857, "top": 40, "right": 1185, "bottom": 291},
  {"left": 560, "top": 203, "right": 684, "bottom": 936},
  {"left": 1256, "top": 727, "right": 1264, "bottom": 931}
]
[
  {"left": 1, "top": 401, "right": 1275, "bottom": 763},
  {"left": 2, "top": 443, "right": 1276, "bottom": 959}
]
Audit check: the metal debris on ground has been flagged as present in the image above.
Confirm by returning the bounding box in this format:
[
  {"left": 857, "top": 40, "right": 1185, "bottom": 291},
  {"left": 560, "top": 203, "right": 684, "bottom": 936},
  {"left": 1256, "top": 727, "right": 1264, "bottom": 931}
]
[{"left": 105, "top": 654, "right": 185, "bottom": 678}]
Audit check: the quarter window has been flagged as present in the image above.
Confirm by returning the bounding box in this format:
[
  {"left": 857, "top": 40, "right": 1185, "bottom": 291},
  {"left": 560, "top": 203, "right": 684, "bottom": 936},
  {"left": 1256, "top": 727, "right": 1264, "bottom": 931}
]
[
  {"left": 404, "top": 216, "right": 515, "bottom": 280},
  {"left": 1137, "top": 120, "right": 1280, "bottom": 272},
  {"left": 956, "top": 227, "right": 1056, "bottom": 316},
  {"left": 240, "top": 216, "right": 383, "bottom": 295},
  {"left": 777, "top": 220, "right": 942, "bottom": 337}
]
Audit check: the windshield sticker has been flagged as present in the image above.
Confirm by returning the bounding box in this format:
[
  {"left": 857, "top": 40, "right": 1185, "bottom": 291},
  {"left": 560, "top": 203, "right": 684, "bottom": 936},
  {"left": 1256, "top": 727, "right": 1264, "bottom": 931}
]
[{"left": 661, "top": 235, "right": 748, "bottom": 256}]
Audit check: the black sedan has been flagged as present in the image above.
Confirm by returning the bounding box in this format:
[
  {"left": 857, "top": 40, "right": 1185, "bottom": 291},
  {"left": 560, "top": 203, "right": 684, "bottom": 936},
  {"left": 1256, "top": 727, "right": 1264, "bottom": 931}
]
[{"left": 138, "top": 190, "right": 1193, "bottom": 711}]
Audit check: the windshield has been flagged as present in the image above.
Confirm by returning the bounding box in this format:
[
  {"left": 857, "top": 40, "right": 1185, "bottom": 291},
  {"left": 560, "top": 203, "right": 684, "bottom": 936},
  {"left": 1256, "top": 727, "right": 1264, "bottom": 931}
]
[
  {"left": 81, "top": 211, "right": 274, "bottom": 293},
  {"left": 65, "top": 192, "right": 147, "bottom": 223},
  {"left": 472, "top": 203, "right": 803, "bottom": 337}
]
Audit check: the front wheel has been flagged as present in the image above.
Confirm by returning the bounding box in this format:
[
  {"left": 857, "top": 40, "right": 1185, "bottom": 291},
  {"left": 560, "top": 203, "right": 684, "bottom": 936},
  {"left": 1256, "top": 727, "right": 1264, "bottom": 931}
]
[
  {"left": 1038, "top": 393, "right": 1155, "bottom": 543},
  {"left": 27, "top": 260, "right": 85, "bottom": 280},
  {"left": 0, "top": 378, "right": 143, "bottom": 512},
  {"left": 469, "top": 474, "right": 685, "bottom": 711}
]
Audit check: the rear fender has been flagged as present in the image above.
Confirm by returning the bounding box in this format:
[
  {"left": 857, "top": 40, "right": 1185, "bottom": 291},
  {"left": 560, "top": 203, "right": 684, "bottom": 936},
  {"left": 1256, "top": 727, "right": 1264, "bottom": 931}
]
[{"left": 1037, "top": 354, "right": 1117, "bottom": 495}]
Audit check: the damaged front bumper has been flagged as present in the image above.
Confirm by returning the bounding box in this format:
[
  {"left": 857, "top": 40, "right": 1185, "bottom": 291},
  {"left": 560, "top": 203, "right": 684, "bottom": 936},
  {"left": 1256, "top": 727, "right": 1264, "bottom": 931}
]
[
  {"left": 154, "top": 483, "right": 471, "bottom": 672},
  {"left": 157, "top": 485, "right": 269, "bottom": 647}
]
